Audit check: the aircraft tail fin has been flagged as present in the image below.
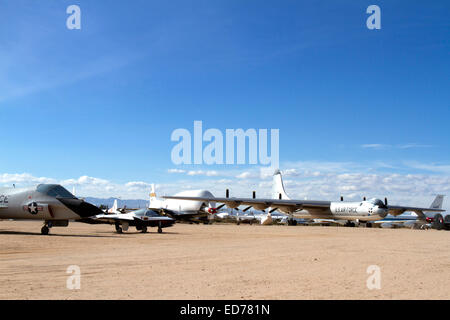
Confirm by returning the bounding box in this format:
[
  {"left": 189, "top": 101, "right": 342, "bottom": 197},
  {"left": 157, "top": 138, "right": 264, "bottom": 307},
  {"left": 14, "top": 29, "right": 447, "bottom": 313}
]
[
  {"left": 272, "top": 169, "right": 290, "bottom": 200},
  {"left": 430, "top": 195, "right": 445, "bottom": 209},
  {"left": 149, "top": 184, "right": 160, "bottom": 208},
  {"left": 112, "top": 199, "right": 118, "bottom": 212},
  {"left": 150, "top": 184, "right": 157, "bottom": 202}
]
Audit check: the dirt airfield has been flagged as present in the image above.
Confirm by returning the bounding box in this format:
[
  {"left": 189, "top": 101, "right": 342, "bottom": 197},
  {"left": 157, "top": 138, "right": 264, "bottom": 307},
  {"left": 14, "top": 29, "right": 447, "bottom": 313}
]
[{"left": 0, "top": 220, "right": 449, "bottom": 300}]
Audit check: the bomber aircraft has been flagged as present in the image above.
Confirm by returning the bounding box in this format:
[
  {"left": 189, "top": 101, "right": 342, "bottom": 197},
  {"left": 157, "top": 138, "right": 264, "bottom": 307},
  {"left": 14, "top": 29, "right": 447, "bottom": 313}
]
[
  {"left": 149, "top": 184, "right": 225, "bottom": 224},
  {"left": 0, "top": 184, "right": 103, "bottom": 235},
  {"left": 162, "top": 170, "right": 445, "bottom": 227}
]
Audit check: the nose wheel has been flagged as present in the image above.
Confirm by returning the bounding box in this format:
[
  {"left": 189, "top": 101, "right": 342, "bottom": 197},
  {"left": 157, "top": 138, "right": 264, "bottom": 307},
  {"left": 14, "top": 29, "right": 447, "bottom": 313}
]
[{"left": 41, "top": 225, "right": 49, "bottom": 235}]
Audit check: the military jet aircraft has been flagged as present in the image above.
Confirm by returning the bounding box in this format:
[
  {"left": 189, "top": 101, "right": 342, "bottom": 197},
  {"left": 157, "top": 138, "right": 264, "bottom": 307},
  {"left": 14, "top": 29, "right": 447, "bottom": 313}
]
[
  {"left": 0, "top": 184, "right": 103, "bottom": 235},
  {"left": 92, "top": 208, "right": 175, "bottom": 233}
]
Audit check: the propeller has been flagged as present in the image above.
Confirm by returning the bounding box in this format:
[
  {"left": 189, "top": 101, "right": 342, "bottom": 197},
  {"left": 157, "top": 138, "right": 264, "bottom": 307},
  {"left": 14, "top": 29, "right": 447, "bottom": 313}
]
[
  {"left": 279, "top": 193, "right": 282, "bottom": 200},
  {"left": 384, "top": 197, "right": 388, "bottom": 206},
  {"left": 340, "top": 196, "right": 344, "bottom": 201},
  {"left": 207, "top": 207, "right": 218, "bottom": 214},
  {"left": 363, "top": 197, "right": 366, "bottom": 201},
  {"left": 226, "top": 189, "right": 229, "bottom": 198},
  {"left": 253, "top": 191, "right": 256, "bottom": 199}
]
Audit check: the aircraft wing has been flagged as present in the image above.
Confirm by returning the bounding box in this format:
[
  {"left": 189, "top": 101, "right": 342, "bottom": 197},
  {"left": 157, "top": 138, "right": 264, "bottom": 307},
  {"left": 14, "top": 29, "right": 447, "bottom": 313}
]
[
  {"left": 387, "top": 205, "right": 444, "bottom": 217},
  {"left": 92, "top": 213, "right": 135, "bottom": 223},
  {"left": 162, "top": 195, "right": 330, "bottom": 212}
]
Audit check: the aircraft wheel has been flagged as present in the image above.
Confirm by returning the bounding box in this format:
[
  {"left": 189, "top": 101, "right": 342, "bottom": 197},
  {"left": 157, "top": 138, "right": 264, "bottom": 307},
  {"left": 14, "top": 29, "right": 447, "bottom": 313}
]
[
  {"left": 432, "top": 214, "right": 444, "bottom": 230},
  {"left": 158, "top": 226, "right": 162, "bottom": 233},
  {"left": 41, "top": 226, "right": 49, "bottom": 235},
  {"left": 141, "top": 226, "right": 147, "bottom": 233}
]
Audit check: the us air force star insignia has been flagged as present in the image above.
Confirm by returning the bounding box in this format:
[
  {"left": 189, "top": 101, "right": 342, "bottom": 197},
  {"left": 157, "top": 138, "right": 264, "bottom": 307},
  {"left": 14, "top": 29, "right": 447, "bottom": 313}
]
[{"left": 28, "top": 202, "right": 39, "bottom": 215}]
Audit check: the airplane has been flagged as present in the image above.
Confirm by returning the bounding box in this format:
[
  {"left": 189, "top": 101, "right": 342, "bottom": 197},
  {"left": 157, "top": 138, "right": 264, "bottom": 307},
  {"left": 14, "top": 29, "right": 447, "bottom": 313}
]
[
  {"left": 162, "top": 169, "right": 446, "bottom": 227},
  {"left": 104, "top": 199, "right": 126, "bottom": 214},
  {"left": 0, "top": 184, "right": 103, "bottom": 235},
  {"left": 91, "top": 208, "right": 175, "bottom": 234},
  {"left": 148, "top": 184, "right": 225, "bottom": 223},
  {"left": 214, "top": 208, "right": 289, "bottom": 225},
  {"left": 369, "top": 195, "right": 446, "bottom": 229}
]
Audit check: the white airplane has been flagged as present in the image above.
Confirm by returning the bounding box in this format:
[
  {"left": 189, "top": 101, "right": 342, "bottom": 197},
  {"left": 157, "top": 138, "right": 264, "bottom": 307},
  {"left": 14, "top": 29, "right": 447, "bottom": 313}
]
[
  {"left": 92, "top": 208, "right": 175, "bottom": 234},
  {"left": 148, "top": 184, "right": 225, "bottom": 223},
  {"left": 104, "top": 199, "right": 125, "bottom": 214},
  {"left": 214, "top": 208, "right": 287, "bottom": 225},
  {"left": 163, "top": 170, "right": 445, "bottom": 226}
]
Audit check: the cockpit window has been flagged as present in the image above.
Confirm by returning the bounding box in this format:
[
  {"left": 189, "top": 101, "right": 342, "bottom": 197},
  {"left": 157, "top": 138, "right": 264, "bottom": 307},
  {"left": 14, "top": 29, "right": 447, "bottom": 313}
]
[
  {"left": 134, "top": 209, "right": 147, "bottom": 216},
  {"left": 369, "top": 198, "right": 385, "bottom": 207},
  {"left": 36, "top": 184, "right": 77, "bottom": 199},
  {"left": 145, "top": 210, "right": 160, "bottom": 217},
  {"left": 134, "top": 209, "right": 160, "bottom": 217}
]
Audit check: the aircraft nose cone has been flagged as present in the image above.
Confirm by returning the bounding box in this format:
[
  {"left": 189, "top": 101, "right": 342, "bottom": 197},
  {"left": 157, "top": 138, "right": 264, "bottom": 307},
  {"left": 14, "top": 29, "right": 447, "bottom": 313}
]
[{"left": 58, "top": 198, "right": 104, "bottom": 218}]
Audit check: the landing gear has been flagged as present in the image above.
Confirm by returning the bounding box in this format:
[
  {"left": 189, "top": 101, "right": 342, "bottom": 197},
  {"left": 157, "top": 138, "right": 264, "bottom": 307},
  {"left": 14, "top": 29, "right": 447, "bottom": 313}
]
[
  {"left": 115, "top": 222, "right": 123, "bottom": 234},
  {"left": 141, "top": 226, "right": 148, "bottom": 233},
  {"left": 345, "top": 221, "right": 356, "bottom": 227},
  {"left": 41, "top": 225, "right": 49, "bottom": 235},
  {"left": 287, "top": 219, "right": 297, "bottom": 226},
  {"left": 432, "top": 214, "right": 445, "bottom": 230},
  {"left": 157, "top": 222, "right": 162, "bottom": 233}
]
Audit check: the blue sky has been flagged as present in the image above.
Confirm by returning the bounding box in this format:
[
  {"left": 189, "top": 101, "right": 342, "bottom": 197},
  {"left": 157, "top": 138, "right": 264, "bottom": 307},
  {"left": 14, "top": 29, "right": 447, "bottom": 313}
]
[{"left": 0, "top": 1, "right": 449, "bottom": 206}]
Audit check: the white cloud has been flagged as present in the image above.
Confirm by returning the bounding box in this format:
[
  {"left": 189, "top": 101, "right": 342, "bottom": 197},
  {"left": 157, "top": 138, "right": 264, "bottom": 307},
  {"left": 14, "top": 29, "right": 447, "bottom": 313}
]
[
  {"left": 361, "top": 144, "right": 389, "bottom": 149},
  {"left": 361, "top": 143, "right": 434, "bottom": 150},
  {"left": 398, "top": 143, "right": 433, "bottom": 149},
  {"left": 187, "top": 170, "right": 219, "bottom": 177},
  {"left": 168, "top": 169, "right": 186, "bottom": 174}
]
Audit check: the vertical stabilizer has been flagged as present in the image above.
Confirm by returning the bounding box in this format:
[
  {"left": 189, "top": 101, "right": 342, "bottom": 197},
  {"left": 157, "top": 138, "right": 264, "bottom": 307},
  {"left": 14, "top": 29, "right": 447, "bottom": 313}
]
[
  {"left": 149, "top": 184, "right": 165, "bottom": 209},
  {"left": 112, "top": 199, "right": 118, "bottom": 212},
  {"left": 150, "top": 184, "right": 157, "bottom": 201},
  {"left": 272, "top": 169, "right": 290, "bottom": 200},
  {"left": 430, "top": 195, "right": 445, "bottom": 209}
]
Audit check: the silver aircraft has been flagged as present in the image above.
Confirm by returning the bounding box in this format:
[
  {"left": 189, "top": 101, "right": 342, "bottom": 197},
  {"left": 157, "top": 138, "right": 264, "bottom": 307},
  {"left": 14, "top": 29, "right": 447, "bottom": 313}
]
[
  {"left": 0, "top": 184, "right": 103, "bottom": 235},
  {"left": 92, "top": 209, "right": 175, "bottom": 234},
  {"left": 162, "top": 170, "right": 445, "bottom": 226}
]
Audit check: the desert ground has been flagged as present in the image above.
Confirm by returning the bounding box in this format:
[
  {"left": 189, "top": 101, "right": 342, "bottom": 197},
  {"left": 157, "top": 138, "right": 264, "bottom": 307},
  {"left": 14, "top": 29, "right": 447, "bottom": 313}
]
[{"left": 0, "top": 220, "right": 449, "bottom": 300}]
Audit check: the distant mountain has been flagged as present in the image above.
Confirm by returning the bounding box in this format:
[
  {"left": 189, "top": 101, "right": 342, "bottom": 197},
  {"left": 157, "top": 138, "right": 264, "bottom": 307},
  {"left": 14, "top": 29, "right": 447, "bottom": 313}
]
[{"left": 83, "top": 197, "right": 148, "bottom": 209}]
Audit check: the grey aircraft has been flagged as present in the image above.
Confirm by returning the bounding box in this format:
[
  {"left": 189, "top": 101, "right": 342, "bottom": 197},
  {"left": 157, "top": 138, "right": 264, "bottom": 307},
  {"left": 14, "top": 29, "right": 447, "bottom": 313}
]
[{"left": 0, "top": 184, "right": 103, "bottom": 235}]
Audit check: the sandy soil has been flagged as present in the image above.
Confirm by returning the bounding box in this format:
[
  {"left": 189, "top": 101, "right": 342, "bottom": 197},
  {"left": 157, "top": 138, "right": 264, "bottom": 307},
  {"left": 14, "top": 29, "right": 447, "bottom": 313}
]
[{"left": 0, "top": 220, "right": 449, "bottom": 300}]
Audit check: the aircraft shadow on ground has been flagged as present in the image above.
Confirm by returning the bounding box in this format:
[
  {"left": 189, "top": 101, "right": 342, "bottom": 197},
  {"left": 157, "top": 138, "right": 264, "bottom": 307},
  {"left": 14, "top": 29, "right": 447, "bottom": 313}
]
[
  {"left": 97, "top": 231, "right": 181, "bottom": 235},
  {"left": 0, "top": 230, "right": 117, "bottom": 238}
]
